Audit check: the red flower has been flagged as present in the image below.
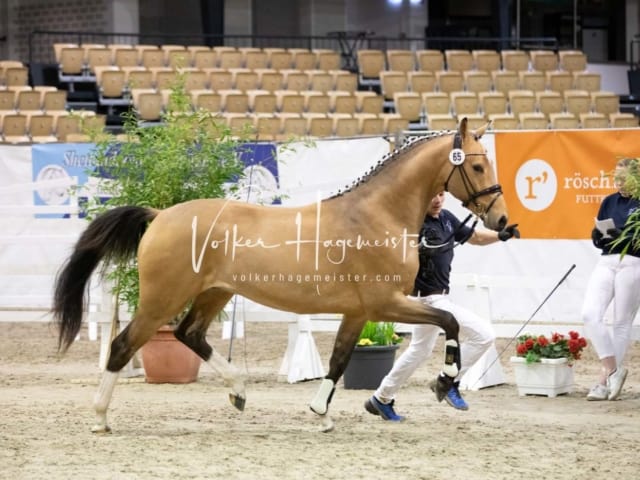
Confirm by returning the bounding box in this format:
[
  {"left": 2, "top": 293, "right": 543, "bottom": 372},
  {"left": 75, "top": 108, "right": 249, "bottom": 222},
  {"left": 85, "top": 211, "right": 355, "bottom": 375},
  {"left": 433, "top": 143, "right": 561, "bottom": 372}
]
[
  {"left": 568, "top": 338, "right": 580, "bottom": 353},
  {"left": 551, "top": 332, "right": 564, "bottom": 343},
  {"left": 516, "top": 331, "right": 588, "bottom": 364}
]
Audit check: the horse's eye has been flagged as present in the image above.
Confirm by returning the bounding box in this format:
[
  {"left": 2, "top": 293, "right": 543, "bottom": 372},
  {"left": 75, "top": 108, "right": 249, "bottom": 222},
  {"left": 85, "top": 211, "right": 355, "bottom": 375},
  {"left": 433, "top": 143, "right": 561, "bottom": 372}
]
[{"left": 473, "top": 164, "right": 484, "bottom": 173}]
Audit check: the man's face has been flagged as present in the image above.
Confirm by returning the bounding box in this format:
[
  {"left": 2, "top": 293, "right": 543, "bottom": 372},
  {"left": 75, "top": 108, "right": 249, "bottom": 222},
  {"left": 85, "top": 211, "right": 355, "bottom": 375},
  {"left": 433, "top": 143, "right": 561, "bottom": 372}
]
[{"left": 428, "top": 192, "right": 445, "bottom": 216}]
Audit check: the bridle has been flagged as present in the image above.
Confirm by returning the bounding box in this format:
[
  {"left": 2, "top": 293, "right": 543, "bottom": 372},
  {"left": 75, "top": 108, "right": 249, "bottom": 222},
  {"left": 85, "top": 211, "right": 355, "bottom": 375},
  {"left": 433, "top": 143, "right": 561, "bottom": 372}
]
[{"left": 443, "top": 132, "right": 503, "bottom": 220}]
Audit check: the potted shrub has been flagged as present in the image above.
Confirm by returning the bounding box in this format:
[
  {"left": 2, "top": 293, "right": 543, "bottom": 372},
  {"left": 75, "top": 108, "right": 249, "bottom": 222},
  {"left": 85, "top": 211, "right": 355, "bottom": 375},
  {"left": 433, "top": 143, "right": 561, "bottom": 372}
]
[
  {"left": 510, "top": 331, "right": 587, "bottom": 397},
  {"left": 86, "top": 75, "right": 247, "bottom": 383},
  {"left": 343, "top": 322, "right": 403, "bottom": 390}
]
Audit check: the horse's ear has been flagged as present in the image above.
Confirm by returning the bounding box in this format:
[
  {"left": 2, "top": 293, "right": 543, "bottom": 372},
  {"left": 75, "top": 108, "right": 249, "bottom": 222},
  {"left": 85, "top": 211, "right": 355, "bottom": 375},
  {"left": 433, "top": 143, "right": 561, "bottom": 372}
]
[
  {"left": 474, "top": 121, "right": 491, "bottom": 138},
  {"left": 458, "top": 117, "right": 468, "bottom": 139}
]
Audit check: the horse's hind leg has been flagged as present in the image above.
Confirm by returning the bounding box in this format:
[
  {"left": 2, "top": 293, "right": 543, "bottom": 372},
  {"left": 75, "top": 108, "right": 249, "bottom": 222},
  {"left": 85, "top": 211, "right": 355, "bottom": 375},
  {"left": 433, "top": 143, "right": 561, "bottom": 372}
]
[
  {"left": 92, "top": 370, "right": 119, "bottom": 433},
  {"left": 92, "top": 298, "right": 186, "bottom": 433},
  {"left": 174, "top": 288, "right": 246, "bottom": 411},
  {"left": 91, "top": 315, "right": 172, "bottom": 433}
]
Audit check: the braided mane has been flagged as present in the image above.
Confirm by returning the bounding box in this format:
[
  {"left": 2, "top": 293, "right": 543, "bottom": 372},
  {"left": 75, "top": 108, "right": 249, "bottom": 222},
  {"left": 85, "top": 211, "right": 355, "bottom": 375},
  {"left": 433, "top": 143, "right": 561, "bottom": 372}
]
[{"left": 328, "top": 130, "right": 452, "bottom": 199}]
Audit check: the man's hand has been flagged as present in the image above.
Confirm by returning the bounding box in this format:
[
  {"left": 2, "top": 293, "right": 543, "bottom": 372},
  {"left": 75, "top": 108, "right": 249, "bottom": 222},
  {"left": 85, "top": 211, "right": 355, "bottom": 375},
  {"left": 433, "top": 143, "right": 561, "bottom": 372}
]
[{"left": 498, "top": 224, "right": 520, "bottom": 241}]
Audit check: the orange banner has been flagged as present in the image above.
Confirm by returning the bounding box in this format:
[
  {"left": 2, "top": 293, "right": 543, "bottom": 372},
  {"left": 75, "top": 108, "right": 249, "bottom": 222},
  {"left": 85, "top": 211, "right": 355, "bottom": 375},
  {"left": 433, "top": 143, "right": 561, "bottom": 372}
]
[{"left": 495, "top": 130, "right": 640, "bottom": 239}]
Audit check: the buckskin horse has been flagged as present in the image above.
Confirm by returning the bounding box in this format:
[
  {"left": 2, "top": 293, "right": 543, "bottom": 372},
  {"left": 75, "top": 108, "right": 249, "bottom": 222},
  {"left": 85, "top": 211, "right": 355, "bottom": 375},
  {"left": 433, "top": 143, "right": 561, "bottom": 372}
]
[{"left": 53, "top": 118, "right": 508, "bottom": 433}]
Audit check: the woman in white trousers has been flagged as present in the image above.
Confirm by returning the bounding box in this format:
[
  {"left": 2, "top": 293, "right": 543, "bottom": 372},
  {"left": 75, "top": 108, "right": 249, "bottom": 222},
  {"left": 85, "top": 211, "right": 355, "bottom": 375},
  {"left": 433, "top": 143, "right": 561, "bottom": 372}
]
[{"left": 582, "top": 158, "right": 640, "bottom": 401}]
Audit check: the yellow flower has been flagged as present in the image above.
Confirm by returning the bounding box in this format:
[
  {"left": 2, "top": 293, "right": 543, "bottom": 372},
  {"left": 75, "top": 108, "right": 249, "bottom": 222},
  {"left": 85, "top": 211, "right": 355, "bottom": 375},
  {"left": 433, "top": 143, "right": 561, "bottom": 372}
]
[{"left": 357, "top": 338, "right": 374, "bottom": 346}]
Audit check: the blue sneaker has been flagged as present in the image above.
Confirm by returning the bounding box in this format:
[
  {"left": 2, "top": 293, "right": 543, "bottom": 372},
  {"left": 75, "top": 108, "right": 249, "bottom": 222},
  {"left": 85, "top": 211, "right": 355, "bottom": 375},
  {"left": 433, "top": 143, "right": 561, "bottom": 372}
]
[
  {"left": 444, "top": 383, "right": 469, "bottom": 411},
  {"left": 364, "top": 396, "right": 405, "bottom": 421},
  {"left": 429, "top": 380, "right": 469, "bottom": 410}
]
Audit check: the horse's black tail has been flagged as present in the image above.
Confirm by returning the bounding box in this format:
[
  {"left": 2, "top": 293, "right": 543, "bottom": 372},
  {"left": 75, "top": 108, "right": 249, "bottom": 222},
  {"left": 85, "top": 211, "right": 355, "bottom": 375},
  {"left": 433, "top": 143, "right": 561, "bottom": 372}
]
[{"left": 53, "top": 206, "right": 158, "bottom": 353}]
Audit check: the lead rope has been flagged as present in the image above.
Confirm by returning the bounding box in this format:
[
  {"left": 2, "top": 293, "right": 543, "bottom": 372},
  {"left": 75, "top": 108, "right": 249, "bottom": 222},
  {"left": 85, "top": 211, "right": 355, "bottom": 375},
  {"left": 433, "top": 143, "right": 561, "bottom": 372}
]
[{"left": 419, "top": 213, "right": 479, "bottom": 253}]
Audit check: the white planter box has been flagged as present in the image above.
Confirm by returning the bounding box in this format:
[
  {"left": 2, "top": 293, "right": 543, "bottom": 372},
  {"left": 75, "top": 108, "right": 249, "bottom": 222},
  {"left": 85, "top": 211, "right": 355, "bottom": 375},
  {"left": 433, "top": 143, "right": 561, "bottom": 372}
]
[{"left": 510, "top": 356, "right": 575, "bottom": 397}]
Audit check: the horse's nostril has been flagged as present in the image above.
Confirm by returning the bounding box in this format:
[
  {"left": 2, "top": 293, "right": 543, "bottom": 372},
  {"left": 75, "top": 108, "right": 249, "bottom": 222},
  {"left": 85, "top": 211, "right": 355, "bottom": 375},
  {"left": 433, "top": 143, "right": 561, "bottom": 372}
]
[{"left": 498, "top": 216, "right": 507, "bottom": 230}]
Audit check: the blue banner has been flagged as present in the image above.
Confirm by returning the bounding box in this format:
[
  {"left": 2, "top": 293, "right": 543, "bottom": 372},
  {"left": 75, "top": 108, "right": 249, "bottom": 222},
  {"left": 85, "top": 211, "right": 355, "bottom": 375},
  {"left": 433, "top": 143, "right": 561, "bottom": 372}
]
[
  {"left": 31, "top": 141, "right": 281, "bottom": 218},
  {"left": 235, "top": 143, "right": 280, "bottom": 204},
  {"left": 32, "top": 143, "right": 96, "bottom": 218}
]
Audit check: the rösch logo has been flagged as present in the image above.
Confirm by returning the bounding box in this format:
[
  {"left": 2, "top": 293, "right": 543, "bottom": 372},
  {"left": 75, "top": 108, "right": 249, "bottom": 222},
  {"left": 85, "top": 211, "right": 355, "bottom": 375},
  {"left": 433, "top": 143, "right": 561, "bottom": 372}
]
[{"left": 514, "top": 159, "right": 557, "bottom": 211}]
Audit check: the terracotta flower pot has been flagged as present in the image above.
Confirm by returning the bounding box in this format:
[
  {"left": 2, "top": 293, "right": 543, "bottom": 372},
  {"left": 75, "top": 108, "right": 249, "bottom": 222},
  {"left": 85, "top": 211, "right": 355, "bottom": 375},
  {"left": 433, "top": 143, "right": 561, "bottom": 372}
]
[
  {"left": 141, "top": 326, "right": 201, "bottom": 384},
  {"left": 343, "top": 344, "right": 399, "bottom": 390}
]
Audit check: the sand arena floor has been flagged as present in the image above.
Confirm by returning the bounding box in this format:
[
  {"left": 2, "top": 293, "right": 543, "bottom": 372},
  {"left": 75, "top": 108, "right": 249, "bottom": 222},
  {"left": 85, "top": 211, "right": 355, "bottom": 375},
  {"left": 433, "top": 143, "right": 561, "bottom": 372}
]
[{"left": 1, "top": 321, "right": 639, "bottom": 480}]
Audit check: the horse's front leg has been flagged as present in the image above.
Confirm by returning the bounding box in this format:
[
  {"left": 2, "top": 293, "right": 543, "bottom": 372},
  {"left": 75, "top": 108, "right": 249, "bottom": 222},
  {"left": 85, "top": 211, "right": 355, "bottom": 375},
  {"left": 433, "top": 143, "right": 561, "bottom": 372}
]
[
  {"left": 309, "top": 314, "right": 366, "bottom": 432},
  {"left": 432, "top": 311, "right": 461, "bottom": 401},
  {"left": 376, "top": 295, "right": 461, "bottom": 402}
]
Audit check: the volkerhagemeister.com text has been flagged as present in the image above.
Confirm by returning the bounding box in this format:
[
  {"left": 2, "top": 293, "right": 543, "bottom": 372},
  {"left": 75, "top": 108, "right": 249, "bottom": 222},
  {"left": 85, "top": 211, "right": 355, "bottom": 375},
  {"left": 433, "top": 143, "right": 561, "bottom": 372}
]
[{"left": 232, "top": 272, "right": 403, "bottom": 284}]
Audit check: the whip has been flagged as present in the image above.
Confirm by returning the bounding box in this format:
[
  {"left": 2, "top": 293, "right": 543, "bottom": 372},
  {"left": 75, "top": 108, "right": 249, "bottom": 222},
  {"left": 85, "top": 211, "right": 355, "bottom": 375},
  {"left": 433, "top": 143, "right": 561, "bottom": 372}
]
[
  {"left": 227, "top": 296, "right": 239, "bottom": 362},
  {"left": 471, "top": 263, "right": 576, "bottom": 388}
]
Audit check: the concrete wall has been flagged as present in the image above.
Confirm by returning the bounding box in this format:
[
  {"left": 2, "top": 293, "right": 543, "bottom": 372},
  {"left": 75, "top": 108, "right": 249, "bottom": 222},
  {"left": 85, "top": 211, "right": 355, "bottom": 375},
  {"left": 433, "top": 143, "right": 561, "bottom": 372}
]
[
  {"left": 225, "top": 0, "right": 252, "bottom": 36},
  {"left": 308, "top": 0, "right": 346, "bottom": 36},
  {"left": 0, "top": 0, "right": 8, "bottom": 60},
  {"left": 5, "top": 0, "right": 109, "bottom": 62},
  {"left": 346, "top": 0, "right": 428, "bottom": 39},
  {"left": 109, "top": 0, "right": 139, "bottom": 34},
  {"left": 139, "top": 0, "right": 202, "bottom": 37}
]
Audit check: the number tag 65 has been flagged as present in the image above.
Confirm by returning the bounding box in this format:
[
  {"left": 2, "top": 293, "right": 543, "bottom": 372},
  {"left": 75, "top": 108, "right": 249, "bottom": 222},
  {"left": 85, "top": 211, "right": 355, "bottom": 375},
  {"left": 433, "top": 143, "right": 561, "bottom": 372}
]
[{"left": 448, "top": 148, "right": 465, "bottom": 165}]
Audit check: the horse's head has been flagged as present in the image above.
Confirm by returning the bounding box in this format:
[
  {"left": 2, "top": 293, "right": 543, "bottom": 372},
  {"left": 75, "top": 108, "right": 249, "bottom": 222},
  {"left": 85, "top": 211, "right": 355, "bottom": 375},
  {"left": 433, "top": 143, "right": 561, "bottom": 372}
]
[{"left": 443, "top": 118, "right": 508, "bottom": 231}]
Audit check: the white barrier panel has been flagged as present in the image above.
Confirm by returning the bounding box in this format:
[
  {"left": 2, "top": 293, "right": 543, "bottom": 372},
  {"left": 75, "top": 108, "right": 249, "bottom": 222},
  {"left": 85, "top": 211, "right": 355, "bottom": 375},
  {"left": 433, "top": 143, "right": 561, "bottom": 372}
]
[
  {"left": 0, "top": 146, "right": 101, "bottom": 321},
  {"left": 1, "top": 137, "right": 638, "bottom": 380}
]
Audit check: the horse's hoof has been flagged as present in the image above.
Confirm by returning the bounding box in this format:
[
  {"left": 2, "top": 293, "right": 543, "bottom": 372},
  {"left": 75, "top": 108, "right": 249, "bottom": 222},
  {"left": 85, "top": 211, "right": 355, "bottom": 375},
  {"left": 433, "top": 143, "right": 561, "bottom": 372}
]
[
  {"left": 429, "top": 375, "right": 454, "bottom": 402},
  {"left": 319, "top": 414, "right": 334, "bottom": 433},
  {"left": 229, "top": 393, "right": 246, "bottom": 411},
  {"left": 90, "top": 424, "right": 112, "bottom": 434}
]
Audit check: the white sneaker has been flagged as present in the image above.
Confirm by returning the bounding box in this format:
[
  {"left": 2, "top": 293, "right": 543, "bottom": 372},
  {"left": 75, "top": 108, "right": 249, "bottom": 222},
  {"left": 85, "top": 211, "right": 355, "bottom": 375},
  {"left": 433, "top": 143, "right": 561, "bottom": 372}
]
[
  {"left": 586, "top": 383, "right": 609, "bottom": 401},
  {"left": 607, "top": 367, "right": 628, "bottom": 400}
]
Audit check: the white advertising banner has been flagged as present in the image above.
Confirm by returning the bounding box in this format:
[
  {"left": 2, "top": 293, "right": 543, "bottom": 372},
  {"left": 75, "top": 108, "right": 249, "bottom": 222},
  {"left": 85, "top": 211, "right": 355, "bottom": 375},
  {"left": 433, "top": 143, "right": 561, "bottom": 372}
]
[{"left": 277, "top": 137, "right": 390, "bottom": 206}]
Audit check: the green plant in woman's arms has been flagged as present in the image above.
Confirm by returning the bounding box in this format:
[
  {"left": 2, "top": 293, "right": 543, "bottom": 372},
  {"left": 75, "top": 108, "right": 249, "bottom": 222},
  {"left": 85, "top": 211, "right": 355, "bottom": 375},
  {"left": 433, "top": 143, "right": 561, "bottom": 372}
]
[
  {"left": 612, "top": 157, "right": 640, "bottom": 256},
  {"left": 617, "top": 157, "right": 640, "bottom": 198}
]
